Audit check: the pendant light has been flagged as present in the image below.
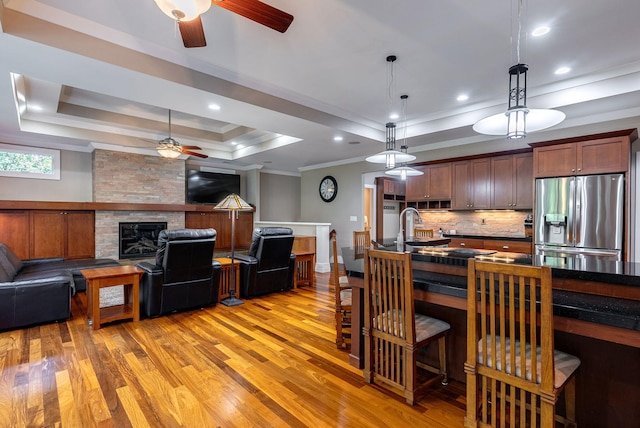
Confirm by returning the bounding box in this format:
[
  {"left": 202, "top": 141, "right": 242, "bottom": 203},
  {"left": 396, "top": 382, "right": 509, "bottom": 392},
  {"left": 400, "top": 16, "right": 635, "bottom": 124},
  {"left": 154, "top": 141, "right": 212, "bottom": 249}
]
[
  {"left": 386, "top": 95, "right": 423, "bottom": 180},
  {"left": 473, "top": 0, "right": 565, "bottom": 139},
  {"left": 366, "top": 55, "right": 416, "bottom": 167}
]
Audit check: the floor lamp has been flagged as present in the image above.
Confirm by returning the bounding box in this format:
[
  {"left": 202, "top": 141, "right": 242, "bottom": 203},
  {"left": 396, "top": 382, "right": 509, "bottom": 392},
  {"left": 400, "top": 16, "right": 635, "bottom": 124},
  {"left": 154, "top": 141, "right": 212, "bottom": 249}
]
[{"left": 214, "top": 193, "right": 253, "bottom": 307}]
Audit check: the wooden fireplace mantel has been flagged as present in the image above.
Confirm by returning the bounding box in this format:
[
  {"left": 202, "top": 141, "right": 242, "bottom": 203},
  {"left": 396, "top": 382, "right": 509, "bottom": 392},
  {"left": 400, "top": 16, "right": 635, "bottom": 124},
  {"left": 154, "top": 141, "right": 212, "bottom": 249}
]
[{"left": 0, "top": 201, "right": 254, "bottom": 212}]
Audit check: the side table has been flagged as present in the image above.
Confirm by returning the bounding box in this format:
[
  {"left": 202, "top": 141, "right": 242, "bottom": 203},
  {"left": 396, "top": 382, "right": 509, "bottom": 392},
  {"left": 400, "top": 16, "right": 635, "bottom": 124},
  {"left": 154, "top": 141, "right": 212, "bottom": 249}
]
[
  {"left": 293, "top": 250, "right": 315, "bottom": 288},
  {"left": 81, "top": 265, "right": 143, "bottom": 330},
  {"left": 213, "top": 257, "right": 240, "bottom": 301}
]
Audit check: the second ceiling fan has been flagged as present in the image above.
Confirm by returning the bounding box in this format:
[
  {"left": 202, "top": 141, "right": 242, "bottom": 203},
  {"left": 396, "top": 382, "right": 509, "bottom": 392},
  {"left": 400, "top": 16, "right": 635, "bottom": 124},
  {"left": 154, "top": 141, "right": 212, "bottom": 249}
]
[
  {"left": 150, "top": 110, "right": 208, "bottom": 159},
  {"left": 154, "top": 0, "right": 294, "bottom": 48}
]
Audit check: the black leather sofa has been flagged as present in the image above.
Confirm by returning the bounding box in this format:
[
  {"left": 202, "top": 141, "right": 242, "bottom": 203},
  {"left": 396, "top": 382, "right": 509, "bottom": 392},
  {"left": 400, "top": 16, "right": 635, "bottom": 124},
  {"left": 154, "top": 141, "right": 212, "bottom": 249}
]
[
  {"left": 0, "top": 243, "right": 120, "bottom": 331},
  {"left": 235, "top": 227, "right": 296, "bottom": 298},
  {"left": 136, "top": 228, "right": 222, "bottom": 318}
]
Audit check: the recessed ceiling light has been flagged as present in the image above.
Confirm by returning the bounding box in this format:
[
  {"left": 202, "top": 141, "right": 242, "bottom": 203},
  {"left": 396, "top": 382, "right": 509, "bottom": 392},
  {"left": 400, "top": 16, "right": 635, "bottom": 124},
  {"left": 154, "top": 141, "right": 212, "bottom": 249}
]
[
  {"left": 555, "top": 66, "right": 571, "bottom": 75},
  {"left": 389, "top": 113, "right": 399, "bottom": 120},
  {"left": 334, "top": 136, "right": 343, "bottom": 141},
  {"left": 231, "top": 141, "right": 237, "bottom": 145},
  {"left": 29, "top": 104, "right": 43, "bottom": 112},
  {"left": 531, "top": 26, "right": 550, "bottom": 37},
  {"left": 457, "top": 94, "right": 469, "bottom": 101},
  {"left": 236, "top": 144, "right": 244, "bottom": 149},
  {"left": 208, "top": 103, "right": 221, "bottom": 110}
]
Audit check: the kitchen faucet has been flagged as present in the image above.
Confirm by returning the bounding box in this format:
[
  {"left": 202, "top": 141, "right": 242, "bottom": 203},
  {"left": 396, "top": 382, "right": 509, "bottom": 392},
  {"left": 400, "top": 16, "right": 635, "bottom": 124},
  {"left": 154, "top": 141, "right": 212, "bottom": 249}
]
[{"left": 397, "top": 207, "right": 423, "bottom": 251}]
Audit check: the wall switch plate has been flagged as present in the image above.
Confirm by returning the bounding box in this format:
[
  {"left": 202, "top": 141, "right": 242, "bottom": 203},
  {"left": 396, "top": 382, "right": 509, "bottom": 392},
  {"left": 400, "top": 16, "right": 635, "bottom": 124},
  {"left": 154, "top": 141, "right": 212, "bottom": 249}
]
[{"left": 350, "top": 216, "right": 357, "bottom": 222}]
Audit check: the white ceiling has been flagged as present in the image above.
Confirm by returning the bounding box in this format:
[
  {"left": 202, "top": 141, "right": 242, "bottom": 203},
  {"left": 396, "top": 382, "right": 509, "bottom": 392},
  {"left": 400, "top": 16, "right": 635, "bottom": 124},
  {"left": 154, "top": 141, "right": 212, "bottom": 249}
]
[{"left": 1, "top": 0, "right": 640, "bottom": 174}]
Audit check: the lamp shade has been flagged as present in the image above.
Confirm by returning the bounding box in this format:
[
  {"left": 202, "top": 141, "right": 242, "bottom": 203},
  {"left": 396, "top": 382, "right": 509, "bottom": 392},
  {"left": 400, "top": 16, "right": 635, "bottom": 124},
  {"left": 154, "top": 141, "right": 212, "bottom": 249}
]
[
  {"left": 154, "top": 0, "right": 211, "bottom": 21},
  {"left": 473, "top": 108, "right": 565, "bottom": 137},
  {"left": 365, "top": 149, "right": 416, "bottom": 169},
  {"left": 214, "top": 193, "right": 253, "bottom": 211}
]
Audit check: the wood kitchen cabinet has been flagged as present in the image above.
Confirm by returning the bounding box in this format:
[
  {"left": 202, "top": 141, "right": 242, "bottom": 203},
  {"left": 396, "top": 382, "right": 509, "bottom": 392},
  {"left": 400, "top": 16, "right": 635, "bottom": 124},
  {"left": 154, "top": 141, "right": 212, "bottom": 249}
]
[
  {"left": 532, "top": 135, "right": 630, "bottom": 178},
  {"left": 0, "top": 210, "right": 30, "bottom": 259},
  {"left": 185, "top": 211, "right": 254, "bottom": 251},
  {"left": 405, "top": 163, "right": 451, "bottom": 202},
  {"left": 451, "top": 159, "right": 490, "bottom": 210},
  {"left": 29, "top": 210, "right": 95, "bottom": 259},
  {"left": 491, "top": 153, "right": 533, "bottom": 209}
]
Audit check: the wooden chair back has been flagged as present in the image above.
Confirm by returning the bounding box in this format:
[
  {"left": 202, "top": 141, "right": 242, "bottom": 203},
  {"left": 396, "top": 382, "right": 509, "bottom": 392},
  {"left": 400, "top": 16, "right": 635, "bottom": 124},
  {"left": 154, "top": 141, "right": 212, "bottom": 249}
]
[
  {"left": 353, "top": 230, "right": 370, "bottom": 259},
  {"left": 364, "top": 249, "right": 416, "bottom": 394},
  {"left": 363, "top": 248, "right": 449, "bottom": 404},
  {"left": 465, "top": 259, "right": 577, "bottom": 427},
  {"left": 331, "top": 230, "right": 351, "bottom": 348},
  {"left": 414, "top": 229, "right": 434, "bottom": 238}
]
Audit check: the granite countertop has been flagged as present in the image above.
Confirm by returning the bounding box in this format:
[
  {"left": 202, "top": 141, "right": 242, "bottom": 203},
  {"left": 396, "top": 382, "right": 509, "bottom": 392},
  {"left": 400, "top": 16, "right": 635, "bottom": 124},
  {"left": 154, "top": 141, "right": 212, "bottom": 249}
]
[{"left": 409, "top": 248, "right": 640, "bottom": 332}]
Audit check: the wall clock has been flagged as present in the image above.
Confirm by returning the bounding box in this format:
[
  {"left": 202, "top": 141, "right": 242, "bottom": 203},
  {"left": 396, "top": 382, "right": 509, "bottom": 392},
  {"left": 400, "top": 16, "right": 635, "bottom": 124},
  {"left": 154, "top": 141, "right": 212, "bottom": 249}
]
[{"left": 319, "top": 175, "right": 338, "bottom": 202}]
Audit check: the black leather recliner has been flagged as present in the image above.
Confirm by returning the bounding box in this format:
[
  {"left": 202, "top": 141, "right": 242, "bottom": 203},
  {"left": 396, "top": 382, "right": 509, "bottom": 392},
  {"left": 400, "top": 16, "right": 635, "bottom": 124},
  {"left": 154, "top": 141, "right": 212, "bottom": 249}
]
[
  {"left": 235, "top": 227, "right": 296, "bottom": 298},
  {"left": 136, "top": 228, "right": 222, "bottom": 318}
]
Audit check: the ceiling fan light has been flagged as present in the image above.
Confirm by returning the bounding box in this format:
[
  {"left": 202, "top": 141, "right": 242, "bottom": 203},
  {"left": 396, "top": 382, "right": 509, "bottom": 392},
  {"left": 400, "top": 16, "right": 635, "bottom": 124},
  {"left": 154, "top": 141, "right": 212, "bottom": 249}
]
[
  {"left": 154, "top": 0, "right": 211, "bottom": 22},
  {"left": 157, "top": 146, "right": 182, "bottom": 158}
]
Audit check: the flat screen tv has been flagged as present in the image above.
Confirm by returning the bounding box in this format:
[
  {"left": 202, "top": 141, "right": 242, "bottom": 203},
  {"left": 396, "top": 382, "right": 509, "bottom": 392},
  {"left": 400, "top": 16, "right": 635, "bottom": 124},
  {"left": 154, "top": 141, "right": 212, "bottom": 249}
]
[{"left": 186, "top": 170, "right": 241, "bottom": 204}]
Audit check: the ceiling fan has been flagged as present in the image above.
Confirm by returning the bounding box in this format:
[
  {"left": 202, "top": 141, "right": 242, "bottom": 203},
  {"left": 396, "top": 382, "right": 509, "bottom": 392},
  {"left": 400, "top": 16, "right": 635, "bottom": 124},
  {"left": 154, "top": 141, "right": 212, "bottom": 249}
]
[
  {"left": 154, "top": 0, "right": 294, "bottom": 48},
  {"left": 149, "top": 110, "right": 209, "bottom": 159}
]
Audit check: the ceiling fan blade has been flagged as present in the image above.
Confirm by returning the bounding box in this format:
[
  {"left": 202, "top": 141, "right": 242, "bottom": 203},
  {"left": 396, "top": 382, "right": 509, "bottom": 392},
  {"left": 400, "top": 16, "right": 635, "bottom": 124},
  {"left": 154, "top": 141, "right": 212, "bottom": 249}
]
[
  {"left": 212, "top": 0, "right": 293, "bottom": 33},
  {"left": 180, "top": 145, "right": 202, "bottom": 150},
  {"left": 182, "top": 149, "right": 209, "bottom": 159},
  {"left": 179, "top": 16, "right": 207, "bottom": 48}
]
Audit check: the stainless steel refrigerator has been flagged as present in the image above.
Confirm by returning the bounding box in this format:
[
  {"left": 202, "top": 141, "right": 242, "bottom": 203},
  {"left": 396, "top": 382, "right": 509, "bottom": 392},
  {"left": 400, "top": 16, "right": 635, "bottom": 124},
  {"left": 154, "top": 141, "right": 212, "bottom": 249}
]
[{"left": 534, "top": 173, "right": 624, "bottom": 267}]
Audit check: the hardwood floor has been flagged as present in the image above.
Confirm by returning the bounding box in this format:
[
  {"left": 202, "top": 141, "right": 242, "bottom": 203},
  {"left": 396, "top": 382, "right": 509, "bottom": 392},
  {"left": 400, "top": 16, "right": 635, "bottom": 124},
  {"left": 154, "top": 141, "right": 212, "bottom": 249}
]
[{"left": 0, "top": 272, "right": 466, "bottom": 427}]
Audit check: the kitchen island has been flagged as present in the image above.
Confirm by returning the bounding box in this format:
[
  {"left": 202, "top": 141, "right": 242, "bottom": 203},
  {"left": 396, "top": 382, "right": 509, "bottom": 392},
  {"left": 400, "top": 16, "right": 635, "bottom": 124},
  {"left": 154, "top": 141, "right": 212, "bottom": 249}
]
[{"left": 347, "top": 244, "right": 640, "bottom": 427}]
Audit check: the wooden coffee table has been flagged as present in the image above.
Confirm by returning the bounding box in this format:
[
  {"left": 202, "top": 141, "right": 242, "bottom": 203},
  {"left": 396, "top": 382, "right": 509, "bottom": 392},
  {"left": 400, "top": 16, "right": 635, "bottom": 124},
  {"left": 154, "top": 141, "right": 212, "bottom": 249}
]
[{"left": 81, "top": 265, "right": 143, "bottom": 330}]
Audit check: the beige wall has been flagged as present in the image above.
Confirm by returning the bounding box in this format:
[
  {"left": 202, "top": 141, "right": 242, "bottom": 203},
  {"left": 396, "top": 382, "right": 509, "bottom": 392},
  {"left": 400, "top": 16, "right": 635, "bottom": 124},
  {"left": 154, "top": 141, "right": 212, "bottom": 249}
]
[
  {"left": 0, "top": 150, "right": 93, "bottom": 201},
  {"left": 259, "top": 172, "right": 300, "bottom": 221}
]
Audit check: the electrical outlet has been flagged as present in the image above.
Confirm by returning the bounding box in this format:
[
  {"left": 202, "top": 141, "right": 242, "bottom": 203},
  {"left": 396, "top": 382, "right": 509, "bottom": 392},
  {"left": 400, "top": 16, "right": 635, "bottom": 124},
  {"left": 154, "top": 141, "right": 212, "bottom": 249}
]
[{"left": 350, "top": 216, "right": 357, "bottom": 222}]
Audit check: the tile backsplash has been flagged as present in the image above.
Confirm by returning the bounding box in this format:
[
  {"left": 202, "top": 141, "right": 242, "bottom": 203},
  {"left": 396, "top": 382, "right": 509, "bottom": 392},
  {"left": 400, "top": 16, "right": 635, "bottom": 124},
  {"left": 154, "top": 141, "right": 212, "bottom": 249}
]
[{"left": 418, "top": 210, "right": 532, "bottom": 237}]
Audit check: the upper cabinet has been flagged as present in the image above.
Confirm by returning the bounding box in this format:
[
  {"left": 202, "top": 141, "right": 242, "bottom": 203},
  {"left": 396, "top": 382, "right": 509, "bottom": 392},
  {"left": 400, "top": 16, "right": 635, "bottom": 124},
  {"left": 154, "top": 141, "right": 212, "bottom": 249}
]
[
  {"left": 532, "top": 135, "right": 631, "bottom": 178},
  {"left": 452, "top": 159, "right": 491, "bottom": 210},
  {"left": 405, "top": 163, "right": 451, "bottom": 201},
  {"left": 491, "top": 153, "right": 533, "bottom": 209}
]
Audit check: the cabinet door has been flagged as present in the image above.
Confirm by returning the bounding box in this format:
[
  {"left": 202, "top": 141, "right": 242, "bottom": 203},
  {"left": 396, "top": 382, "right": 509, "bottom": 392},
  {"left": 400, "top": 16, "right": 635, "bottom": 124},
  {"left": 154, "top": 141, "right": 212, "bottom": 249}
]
[
  {"left": 30, "top": 211, "right": 66, "bottom": 258},
  {"left": 185, "top": 212, "right": 213, "bottom": 229},
  {"left": 469, "top": 159, "right": 490, "bottom": 209},
  {"left": 0, "top": 210, "right": 30, "bottom": 259},
  {"left": 451, "top": 161, "right": 471, "bottom": 209},
  {"left": 491, "top": 155, "right": 514, "bottom": 209},
  {"left": 577, "top": 137, "right": 629, "bottom": 174},
  {"left": 234, "top": 212, "right": 254, "bottom": 250},
  {"left": 533, "top": 144, "right": 576, "bottom": 177},
  {"left": 405, "top": 167, "right": 428, "bottom": 200},
  {"left": 513, "top": 153, "right": 533, "bottom": 209},
  {"left": 427, "top": 163, "right": 452, "bottom": 199},
  {"left": 65, "top": 211, "right": 95, "bottom": 259}
]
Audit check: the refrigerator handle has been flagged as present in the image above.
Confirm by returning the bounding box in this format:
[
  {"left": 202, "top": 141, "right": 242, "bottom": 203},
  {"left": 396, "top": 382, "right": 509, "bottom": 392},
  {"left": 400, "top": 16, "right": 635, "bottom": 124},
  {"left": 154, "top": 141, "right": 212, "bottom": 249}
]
[
  {"left": 575, "top": 176, "right": 582, "bottom": 245},
  {"left": 568, "top": 178, "right": 575, "bottom": 244}
]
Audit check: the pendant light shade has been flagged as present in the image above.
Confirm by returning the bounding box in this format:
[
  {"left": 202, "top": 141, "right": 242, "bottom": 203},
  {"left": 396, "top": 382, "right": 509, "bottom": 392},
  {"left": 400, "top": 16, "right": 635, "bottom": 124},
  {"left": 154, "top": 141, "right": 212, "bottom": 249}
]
[
  {"left": 385, "top": 94, "right": 423, "bottom": 180},
  {"left": 366, "top": 122, "right": 416, "bottom": 168},
  {"left": 367, "top": 56, "right": 416, "bottom": 168},
  {"left": 157, "top": 146, "right": 182, "bottom": 158},
  {"left": 154, "top": 0, "right": 211, "bottom": 21},
  {"left": 473, "top": 2, "right": 565, "bottom": 139}
]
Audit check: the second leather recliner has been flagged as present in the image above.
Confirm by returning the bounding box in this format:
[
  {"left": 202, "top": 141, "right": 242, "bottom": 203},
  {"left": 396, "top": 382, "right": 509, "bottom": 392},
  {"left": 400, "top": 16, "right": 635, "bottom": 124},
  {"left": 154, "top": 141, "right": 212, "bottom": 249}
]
[{"left": 235, "top": 227, "right": 296, "bottom": 298}]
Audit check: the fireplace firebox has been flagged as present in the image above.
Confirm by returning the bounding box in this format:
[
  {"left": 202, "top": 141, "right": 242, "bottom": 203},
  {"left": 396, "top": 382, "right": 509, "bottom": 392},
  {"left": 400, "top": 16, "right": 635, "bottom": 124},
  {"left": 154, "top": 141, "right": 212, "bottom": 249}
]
[{"left": 119, "top": 222, "right": 167, "bottom": 259}]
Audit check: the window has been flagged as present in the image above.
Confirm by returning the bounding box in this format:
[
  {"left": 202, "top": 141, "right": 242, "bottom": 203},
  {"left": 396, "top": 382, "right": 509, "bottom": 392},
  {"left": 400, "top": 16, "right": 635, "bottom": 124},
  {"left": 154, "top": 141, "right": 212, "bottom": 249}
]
[{"left": 0, "top": 144, "right": 60, "bottom": 180}]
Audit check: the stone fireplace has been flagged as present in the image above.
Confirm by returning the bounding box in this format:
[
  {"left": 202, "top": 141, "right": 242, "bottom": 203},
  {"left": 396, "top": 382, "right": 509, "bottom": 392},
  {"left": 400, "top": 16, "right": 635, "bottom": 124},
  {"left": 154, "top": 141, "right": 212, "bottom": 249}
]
[{"left": 93, "top": 150, "right": 186, "bottom": 259}]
